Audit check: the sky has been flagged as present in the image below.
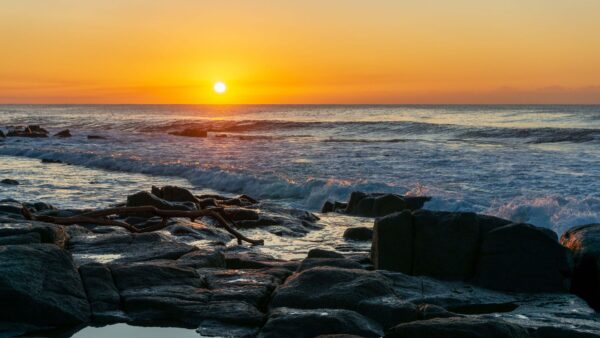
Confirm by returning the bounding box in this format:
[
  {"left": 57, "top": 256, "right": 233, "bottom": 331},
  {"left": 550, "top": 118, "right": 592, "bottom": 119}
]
[{"left": 1, "top": 0, "right": 600, "bottom": 104}]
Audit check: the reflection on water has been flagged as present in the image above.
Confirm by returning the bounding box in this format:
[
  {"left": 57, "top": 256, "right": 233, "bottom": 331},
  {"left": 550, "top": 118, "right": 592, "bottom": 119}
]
[{"left": 70, "top": 324, "right": 198, "bottom": 338}]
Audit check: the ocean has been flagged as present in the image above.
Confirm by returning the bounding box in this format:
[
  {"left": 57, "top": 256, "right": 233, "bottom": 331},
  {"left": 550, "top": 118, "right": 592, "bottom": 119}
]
[{"left": 1, "top": 104, "right": 600, "bottom": 237}]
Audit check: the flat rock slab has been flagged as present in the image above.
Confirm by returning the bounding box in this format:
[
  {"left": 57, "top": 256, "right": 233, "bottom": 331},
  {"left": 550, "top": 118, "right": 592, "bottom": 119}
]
[{"left": 68, "top": 231, "right": 196, "bottom": 265}]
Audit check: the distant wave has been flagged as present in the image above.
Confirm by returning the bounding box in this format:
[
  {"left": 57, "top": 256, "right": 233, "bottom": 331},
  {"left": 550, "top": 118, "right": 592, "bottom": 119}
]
[{"left": 458, "top": 127, "right": 600, "bottom": 144}]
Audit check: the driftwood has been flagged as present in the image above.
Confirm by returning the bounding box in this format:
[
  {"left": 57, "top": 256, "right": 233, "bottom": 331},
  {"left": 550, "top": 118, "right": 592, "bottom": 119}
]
[{"left": 21, "top": 205, "right": 264, "bottom": 246}]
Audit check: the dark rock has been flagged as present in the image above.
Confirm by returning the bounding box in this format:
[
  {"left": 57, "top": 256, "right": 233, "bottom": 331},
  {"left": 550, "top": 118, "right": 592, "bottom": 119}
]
[
  {"left": 297, "top": 258, "right": 365, "bottom": 272},
  {"left": 411, "top": 210, "right": 480, "bottom": 280},
  {"left": 0, "top": 220, "right": 68, "bottom": 248},
  {"left": 417, "top": 304, "right": 461, "bottom": 320},
  {"left": 54, "top": 129, "right": 72, "bottom": 137},
  {"left": 560, "top": 223, "right": 600, "bottom": 310},
  {"left": 259, "top": 307, "right": 383, "bottom": 338},
  {"left": 111, "top": 260, "right": 204, "bottom": 290},
  {"left": 475, "top": 223, "right": 572, "bottom": 292},
  {"left": 384, "top": 317, "right": 530, "bottom": 338},
  {"left": 0, "top": 130, "right": 4, "bottom": 138},
  {"left": 307, "top": 248, "right": 345, "bottom": 259},
  {"left": 344, "top": 192, "right": 431, "bottom": 217},
  {"left": 87, "top": 135, "right": 106, "bottom": 139},
  {"left": 371, "top": 210, "right": 413, "bottom": 273},
  {"left": 68, "top": 231, "right": 196, "bottom": 265},
  {"left": 269, "top": 267, "right": 419, "bottom": 329},
  {"left": 530, "top": 326, "right": 600, "bottom": 338},
  {"left": 126, "top": 191, "right": 197, "bottom": 211},
  {"left": 79, "top": 263, "right": 121, "bottom": 316},
  {"left": 177, "top": 249, "right": 226, "bottom": 268},
  {"left": 41, "top": 158, "right": 62, "bottom": 164},
  {"left": 322, "top": 201, "right": 335, "bottom": 213},
  {"left": 152, "top": 185, "right": 201, "bottom": 206},
  {"left": 0, "top": 232, "right": 41, "bottom": 245},
  {"left": 6, "top": 125, "right": 48, "bottom": 138},
  {"left": 1, "top": 178, "right": 19, "bottom": 185},
  {"left": 170, "top": 128, "right": 208, "bottom": 138},
  {"left": 0, "top": 244, "right": 90, "bottom": 326},
  {"left": 343, "top": 227, "right": 373, "bottom": 241}
]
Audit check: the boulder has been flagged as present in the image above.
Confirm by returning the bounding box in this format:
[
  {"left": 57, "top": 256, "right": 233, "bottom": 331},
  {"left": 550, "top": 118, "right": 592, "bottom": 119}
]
[
  {"left": 54, "top": 129, "right": 72, "bottom": 137},
  {"left": 0, "top": 130, "right": 4, "bottom": 138},
  {"left": 384, "top": 317, "right": 530, "bottom": 338},
  {"left": 1, "top": 178, "right": 19, "bottom": 185},
  {"left": 560, "top": 223, "right": 600, "bottom": 310},
  {"left": 343, "top": 192, "right": 431, "bottom": 217},
  {"left": 297, "top": 258, "right": 365, "bottom": 272},
  {"left": 170, "top": 128, "right": 208, "bottom": 138},
  {"left": 343, "top": 227, "right": 373, "bottom": 241},
  {"left": 371, "top": 210, "right": 414, "bottom": 273},
  {"left": 475, "top": 223, "right": 572, "bottom": 292},
  {"left": 322, "top": 201, "right": 335, "bottom": 213},
  {"left": 0, "top": 244, "right": 90, "bottom": 326},
  {"left": 224, "top": 208, "right": 260, "bottom": 221},
  {"left": 259, "top": 307, "right": 383, "bottom": 338},
  {"left": 151, "top": 185, "right": 201, "bottom": 206}
]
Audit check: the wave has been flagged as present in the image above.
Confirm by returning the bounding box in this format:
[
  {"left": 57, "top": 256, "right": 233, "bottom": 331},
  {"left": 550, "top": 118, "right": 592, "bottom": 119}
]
[
  {"left": 458, "top": 126, "right": 600, "bottom": 144},
  {"left": 0, "top": 146, "right": 401, "bottom": 210}
]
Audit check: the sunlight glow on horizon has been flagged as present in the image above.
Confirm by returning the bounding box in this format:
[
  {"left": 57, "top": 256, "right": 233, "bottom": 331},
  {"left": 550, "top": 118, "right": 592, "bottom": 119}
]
[{"left": 1, "top": 1, "right": 600, "bottom": 104}]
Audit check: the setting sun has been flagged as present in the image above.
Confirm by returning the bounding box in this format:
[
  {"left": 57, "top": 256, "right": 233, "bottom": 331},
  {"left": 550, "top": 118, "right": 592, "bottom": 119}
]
[{"left": 214, "top": 82, "right": 227, "bottom": 94}]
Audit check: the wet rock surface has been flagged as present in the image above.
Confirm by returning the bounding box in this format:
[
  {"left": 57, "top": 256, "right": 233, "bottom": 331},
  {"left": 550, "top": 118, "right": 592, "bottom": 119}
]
[
  {"left": 0, "top": 187, "right": 599, "bottom": 337},
  {"left": 323, "top": 191, "right": 431, "bottom": 217},
  {"left": 561, "top": 223, "right": 600, "bottom": 310}
]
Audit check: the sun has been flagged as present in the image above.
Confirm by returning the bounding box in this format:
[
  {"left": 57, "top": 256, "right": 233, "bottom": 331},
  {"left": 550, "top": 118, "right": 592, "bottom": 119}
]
[{"left": 214, "top": 81, "right": 227, "bottom": 94}]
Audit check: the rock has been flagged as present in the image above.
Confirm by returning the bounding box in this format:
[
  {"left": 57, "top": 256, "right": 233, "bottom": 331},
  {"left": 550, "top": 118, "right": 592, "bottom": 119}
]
[
  {"left": 126, "top": 191, "right": 197, "bottom": 211},
  {"left": 0, "top": 244, "right": 90, "bottom": 326},
  {"left": 79, "top": 263, "right": 121, "bottom": 316},
  {"left": 197, "top": 320, "right": 259, "bottom": 338},
  {"left": 530, "top": 326, "right": 600, "bottom": 338},
  {"left": 111, "top": 260, "right": 204, "bottom": 290},
  {"left": 152, "top": 185, "right": 201, "bottom": 206},
  {"left": 371, "top": 210, "right": 514, "bottom": 282},
  {"left": 177, "top": 248, "right": 226, "bottom": 268},
  {"left": 476, "top": 223, "right": 571, "bottom": 293},
  {"left": 344, "top": 192, "right": 431, "bottom": 217},
  {"left": 307, "top": 248, "right": 345, "bottom": 259},
  {"left": 371, "top": 210, "right": 414, "bottom": 273},
  {"left": 384, "top": 317, "right": 531, "bottom": 338},
  {"left": 0, "top": 130, "right": 4, "bottom": 138},
  {"left": 0, "top": 232, "right": 41, "bottom": 245},
  {"left": 0, "top": 220, "right": 68, "bottom": 248},
  {"left": 54, "top": 129, "right": 72, "bottom": 137},
  {"left": 6, "top": 125, "right": 48, "bottom": 137},
  {"left": 297, "top": 258, "right": 365, "bottom": 272},
  {"left": 259, "top": 307, "right": 383, "bottom": 338},
  {"left": 417, "top": 304, "right": 461, "bottom": 320},
  {"left": 343, "top": 227, "right": 373, "bottom": 241},
  {"left": 322, "top": 201, "right": 335, "bottom": 213},
  {"left": 170, "top": 128, "right": 208, "bottom": 138},
  {"left": 269, "top": 267, "right": 419, "bottom": 330},
  {"left": 560, "top": 223, "right": 600, "bottom": 310},
  {"left": 41, "top": 158, "right": 62, "bottom": 164},
  {"left": 1, "top": 178, "right": 19, "bottom": 185},
  {"left": 87, "top": 135, "right": 106, "bottom": 139},
  {"left": 68, "top": 231, "right": 196, "bottom": 265}
]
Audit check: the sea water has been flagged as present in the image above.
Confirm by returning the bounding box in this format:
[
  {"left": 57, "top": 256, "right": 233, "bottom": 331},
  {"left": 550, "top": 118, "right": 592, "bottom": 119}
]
[{"left": 1, "top": 104, "right": 600, "bottom": 237}]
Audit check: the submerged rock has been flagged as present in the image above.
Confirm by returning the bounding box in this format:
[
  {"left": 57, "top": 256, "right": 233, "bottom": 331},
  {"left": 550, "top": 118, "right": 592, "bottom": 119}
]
[
  {"left": 0, "top": 244, "right": 90, "bottom": 327},
  {"left": 54, "top": 129, "right": 72, "bottom": 137},
  {"left": 6, "top": 125, "right": 49, "bottom": 138},
  {"left": 1, "top": 178, "right": 19, "bottom": 185},
  {"left": 561, "top": 223, "right": 600, "bottom": 310},
  {"left": 87, "top": 135, "right": 106, "bottom": 139}
]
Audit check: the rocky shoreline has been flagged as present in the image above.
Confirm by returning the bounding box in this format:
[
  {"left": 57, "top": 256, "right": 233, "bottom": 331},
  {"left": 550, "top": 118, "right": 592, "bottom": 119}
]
[{"left": 1, "top": 184, "right": 600, "bottom": 337}]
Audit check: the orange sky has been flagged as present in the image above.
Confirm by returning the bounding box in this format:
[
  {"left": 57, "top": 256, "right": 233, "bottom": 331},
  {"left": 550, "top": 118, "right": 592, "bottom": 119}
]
[{"left": 1, "top": 0, "right": 600, "bottom": 104}]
